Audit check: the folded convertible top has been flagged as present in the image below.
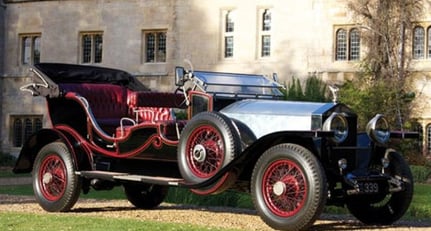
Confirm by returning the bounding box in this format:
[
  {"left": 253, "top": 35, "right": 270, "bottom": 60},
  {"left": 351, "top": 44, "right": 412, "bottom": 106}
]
[{"left": 34, "top": 63, "right": 150, "bottom": 91}]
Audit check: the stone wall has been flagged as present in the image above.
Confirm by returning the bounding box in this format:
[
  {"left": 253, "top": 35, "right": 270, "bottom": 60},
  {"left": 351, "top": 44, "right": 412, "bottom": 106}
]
[
  {"left": 0, "top": 1, "right": 5, "bottom": 153},
  {"left": 2, "top": 0, "right": 359, "bottom": 79},
  {"left": 2, "top": 0, "right": 431, "bottom": 154},
  {"left": 0, "top": 1, "right": 4, "bottom": 75}
]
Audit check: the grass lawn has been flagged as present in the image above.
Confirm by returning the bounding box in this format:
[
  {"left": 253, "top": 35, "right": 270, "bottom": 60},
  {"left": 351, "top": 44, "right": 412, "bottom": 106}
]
[
  {"left": 407, "top": 183, "right": 431, "bottom": 219},
  {"left": 0, "top": 212, "right": 238, "bottom": 231}
]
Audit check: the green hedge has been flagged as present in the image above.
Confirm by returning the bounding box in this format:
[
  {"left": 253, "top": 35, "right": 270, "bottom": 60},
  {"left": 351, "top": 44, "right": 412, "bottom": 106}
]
[{"left": 410, "top": 165, "right": 431, "bottom": 183}]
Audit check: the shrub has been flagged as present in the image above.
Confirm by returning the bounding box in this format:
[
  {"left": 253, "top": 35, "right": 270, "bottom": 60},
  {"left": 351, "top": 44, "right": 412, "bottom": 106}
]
[
  {"left": 410, "top": 165, "right": 431, "bottom": 183},
  {"left": 165, "top": 187, "right": 253, "bottom": 209},
  {"left": 282, "top": 75, "right": 328, "bottom": 102}
]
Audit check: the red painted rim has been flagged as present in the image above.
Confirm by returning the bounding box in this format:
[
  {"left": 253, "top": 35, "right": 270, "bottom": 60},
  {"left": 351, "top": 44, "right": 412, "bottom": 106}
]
[
  {"left": 262, "top": 159, "right": 307, "bottom": 217},
  {"left": 186, "top": 125, "right": 225, "bottom": 178},
  {"left": 38, "top": 154, "right": 67, "bottom": 201}
]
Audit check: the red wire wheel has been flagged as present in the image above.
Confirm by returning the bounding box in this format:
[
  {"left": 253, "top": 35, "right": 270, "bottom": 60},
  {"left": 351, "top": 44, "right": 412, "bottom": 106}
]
[
  {"left": 33, "top": 142, "right": 81, "bottom": 212},
  {"left": 262, "top": 159, "right": 307, "bottom": 217},
  {"left": 178, "top": 112, "right": 241, "bottom": 194},
  {"left": 38, "top": 154, "right": 67, "bottom": 201},
  {"left": 185, "top": 125, "right": 225, "bottom": 178},
  {"left": 251, "top": 143, "right": 326, "bottom": 231}
]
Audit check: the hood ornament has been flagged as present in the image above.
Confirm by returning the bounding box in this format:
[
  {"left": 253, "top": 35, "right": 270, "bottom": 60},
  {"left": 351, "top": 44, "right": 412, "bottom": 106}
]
[{"left": 329, "top": 84, "right": 339, "bottom": 104}]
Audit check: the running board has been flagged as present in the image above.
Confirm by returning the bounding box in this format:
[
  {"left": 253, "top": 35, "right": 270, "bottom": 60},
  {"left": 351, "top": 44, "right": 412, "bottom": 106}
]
[{"left": 76, "top": 170, "right": 186, "bottom": 186}]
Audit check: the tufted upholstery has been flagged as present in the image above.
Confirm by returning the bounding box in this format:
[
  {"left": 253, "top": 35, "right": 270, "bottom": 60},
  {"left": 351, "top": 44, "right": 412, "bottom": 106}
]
[
  {"left": 127, "top": 91, "right": 185, "bottom": 123},
  {"left": 133, "top": 107, "right": 173, "bottom": 123}
]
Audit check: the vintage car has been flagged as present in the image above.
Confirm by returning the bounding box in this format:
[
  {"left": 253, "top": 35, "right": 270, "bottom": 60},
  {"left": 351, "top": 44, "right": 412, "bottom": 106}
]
[{"left": 14, "top": 63, "right": 417, "bottom": 231}]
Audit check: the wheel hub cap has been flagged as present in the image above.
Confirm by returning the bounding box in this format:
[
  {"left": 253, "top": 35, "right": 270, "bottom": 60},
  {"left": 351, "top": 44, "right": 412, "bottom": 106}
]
[
  {"left": 42, "top": 172, "right": 53, "bottom": 184},
  {"left": 193, "top": 144, "right": 206, "bottom": 162},
  {"left": 273, "top": 181, "right": 286, "bottom": 196}
]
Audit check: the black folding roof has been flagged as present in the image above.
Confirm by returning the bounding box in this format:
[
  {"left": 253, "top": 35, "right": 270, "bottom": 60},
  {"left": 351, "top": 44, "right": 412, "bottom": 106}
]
[{"left": 33, "top": 63, "right": 150, "bottom": 91}]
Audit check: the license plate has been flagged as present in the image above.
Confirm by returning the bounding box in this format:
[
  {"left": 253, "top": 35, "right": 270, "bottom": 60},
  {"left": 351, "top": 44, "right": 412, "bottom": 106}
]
[{"left": 357, "top": 182, "right": 380, "bottom": 193}]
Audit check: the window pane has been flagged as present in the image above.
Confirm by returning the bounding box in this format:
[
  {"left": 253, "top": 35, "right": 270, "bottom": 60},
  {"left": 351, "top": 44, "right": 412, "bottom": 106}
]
[
  {"left": 336, "top": 29, "right": 347, "bottom": 61},
  {"left": 427, "top": 27, "right": 431, "bottom": 58},
  {"left": 225, "top": 36, "right": 234, "bottom": 58},
  {"left": 146, "top": 33, "right": 155, "bottom": 62},
  {"left": 226, "top": 11, "right": 234, "bottom": 33},
  {"left": 34, "top": 118, "right": 42, "bottom": 131},
  {"left": 13, "top": 119, "right": 23, "bottom": 147},
  {"left": 157, "top": 32, "right": 166, "bottom": 62},
  {"left": 262, "top": 9, "right": 271, "bottom": 31},
  {"left": 94, "top": 34, "right": 103, "bottom": 63},
  {"left": 349, "top": 29, "right": 360, "bottom": 60},
  {"left": 22, "top": 37, "right": 31, "bottom": 64},
  {"left": 11, "top": 116, "right": 43, "bottom": 147},
  {"left": 413, "top": 26, "right": 425, "bottom": 59},
  {"left": 82, "top": 35, "right": 92, "bottom": 63},
  {"left": 33, "top": 36, "right": 41, "bottom": 64},
  {"left": 24, "top": 118, "right": 33, "bottom": 142},
  {"left": 261, "top": 35, "right": 271, "bottom": 57},
  {"left": 143, "top": 31, "right": 167, "bottom": 63}
]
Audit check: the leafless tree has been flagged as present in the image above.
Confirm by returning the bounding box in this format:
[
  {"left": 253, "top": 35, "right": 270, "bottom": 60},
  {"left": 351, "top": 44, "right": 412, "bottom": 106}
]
[{"left": 347, "top": 0, "right": 423, "bottom": 129}]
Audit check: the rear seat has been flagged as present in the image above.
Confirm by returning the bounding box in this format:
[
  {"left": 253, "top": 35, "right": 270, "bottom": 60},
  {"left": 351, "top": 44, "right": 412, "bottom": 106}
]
[
  {"left": 60, "top": 83, "right": 129, "bottom": 135},
  {"left": 59, "top": 83, "right": 186, "bottom": 139}
]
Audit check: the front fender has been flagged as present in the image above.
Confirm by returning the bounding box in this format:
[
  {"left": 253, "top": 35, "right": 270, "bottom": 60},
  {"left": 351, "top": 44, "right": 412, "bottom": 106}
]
[
  {"left": 232, "top": 131, "right": 319, "bottom": 181},
  {"left": 230, "top": 118, "right": 257, "bottom": 150},
  {"left": 13, "top": 128, "right": 88, "bottom": 174}
]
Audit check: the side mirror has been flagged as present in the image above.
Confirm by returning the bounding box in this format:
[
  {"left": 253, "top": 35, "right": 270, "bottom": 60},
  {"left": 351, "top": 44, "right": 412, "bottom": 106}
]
[{"left": 175, "top": 66, "right": 185, "bottom": 86}]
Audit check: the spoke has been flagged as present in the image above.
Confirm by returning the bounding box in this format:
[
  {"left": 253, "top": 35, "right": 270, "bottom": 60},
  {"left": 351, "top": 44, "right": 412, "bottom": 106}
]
[
  {"left": 263, "top": 159, "right": 308, "bottom": 217},
  {"left": 39, "top": 155, "right": 67, "bottom": 201},
  {"left": 188, "top": 125, "right": 224, "bottom": 177}
]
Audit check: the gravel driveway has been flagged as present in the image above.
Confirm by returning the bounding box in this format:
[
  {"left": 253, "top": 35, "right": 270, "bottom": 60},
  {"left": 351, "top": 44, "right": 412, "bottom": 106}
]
[
  {"left": 0, "top": 194, "right": 430, "bottom": 231},
  {"left": 1, "top": 174, "right": 430, "bottom": 230}
]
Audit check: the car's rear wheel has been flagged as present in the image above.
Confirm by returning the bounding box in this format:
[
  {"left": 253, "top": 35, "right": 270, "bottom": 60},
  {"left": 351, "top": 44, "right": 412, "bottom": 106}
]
[
  {"left": 346, "top": 151, "right": 413, "bottom": 225},
  {"left": 251, "top": 143, "right": 326, "bottom": 231},
  {"left": 33, "top": 142, "right": 81, "bottom": 212},
  {"left": 178, "top": 111, "right": 240, "bottom": 195},
  {"left": 123, "top": 183, "right": 168, "bottom": 209}
]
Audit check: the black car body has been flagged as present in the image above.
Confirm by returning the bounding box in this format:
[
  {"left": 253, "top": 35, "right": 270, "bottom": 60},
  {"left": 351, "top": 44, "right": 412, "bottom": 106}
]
[{"left": 14, "top": 63, "right": 417, "bottom": 231}]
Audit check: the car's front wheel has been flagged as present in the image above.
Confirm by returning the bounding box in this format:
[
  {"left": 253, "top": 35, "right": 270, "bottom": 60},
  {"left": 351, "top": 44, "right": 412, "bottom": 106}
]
[
  {"left": 32, "top": 142, "right": 81, "bottom": 212},
  {"left": 123, "top": 183, "right": 168, "bottom": 209},
  {"left": 251, "top": 143, "right": 326, "bottom": 231},
  {"left": 346, "top": 151, "right": 413, "bottom": 225}
]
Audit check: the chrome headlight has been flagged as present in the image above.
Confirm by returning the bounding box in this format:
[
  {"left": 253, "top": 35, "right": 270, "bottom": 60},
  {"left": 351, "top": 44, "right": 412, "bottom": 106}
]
[
  {"left": 323, "top": 113, "right": 349, "bottom": 143},
  {"left": 366, "top": 114, "right": 390, "bottom": 144}
]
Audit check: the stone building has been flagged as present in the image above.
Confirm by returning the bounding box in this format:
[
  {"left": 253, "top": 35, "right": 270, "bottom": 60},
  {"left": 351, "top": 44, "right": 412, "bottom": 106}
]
[{"left": 1, "top": 0, "right": 431, "bottom": 157}]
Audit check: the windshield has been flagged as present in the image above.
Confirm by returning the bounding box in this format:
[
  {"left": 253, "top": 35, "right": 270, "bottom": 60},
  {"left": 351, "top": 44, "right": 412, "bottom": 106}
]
[{"left": 193, "top": 71, "right": 284, "bottom": 98}]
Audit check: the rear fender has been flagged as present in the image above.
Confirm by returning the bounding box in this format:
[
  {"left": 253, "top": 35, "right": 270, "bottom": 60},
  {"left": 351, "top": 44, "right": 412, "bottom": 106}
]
[{"left": 13, "top": 128, "right": 91, "bottom": 174}]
